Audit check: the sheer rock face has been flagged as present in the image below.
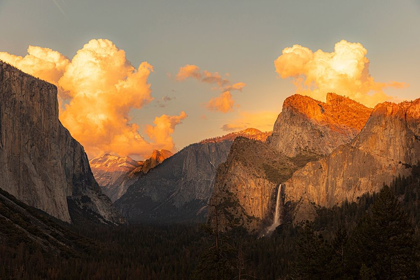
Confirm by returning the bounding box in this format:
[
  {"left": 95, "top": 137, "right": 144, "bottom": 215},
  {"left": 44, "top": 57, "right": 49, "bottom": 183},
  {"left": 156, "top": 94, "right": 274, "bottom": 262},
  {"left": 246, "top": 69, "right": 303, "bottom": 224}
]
[
  {"left": 115, "top": 129, "right": 270, "bottom": 224},
  {"left": 285, "top": 99, "right": 420, "bottom": 223},
  {"left": 208, "top": 138, "right": 300, "bottom": 233},
  {"left": 268, "top": 93, "right": 372, "bottom": 157},
  {"left": 0, "top": 61, "right": 123, "bottom": 224},
  {"left": 90, "top": 150, "right": 172, "bottom": 202},
  {"left": 209, "top": 94, "right": 372, "bottom": 233}
]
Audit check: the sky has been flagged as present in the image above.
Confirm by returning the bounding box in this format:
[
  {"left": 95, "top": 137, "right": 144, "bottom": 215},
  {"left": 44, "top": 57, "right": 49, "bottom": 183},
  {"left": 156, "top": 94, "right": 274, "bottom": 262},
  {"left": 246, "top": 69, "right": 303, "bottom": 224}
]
[{"left": 0, "top": 0, "right": 419, "bottom": 160}]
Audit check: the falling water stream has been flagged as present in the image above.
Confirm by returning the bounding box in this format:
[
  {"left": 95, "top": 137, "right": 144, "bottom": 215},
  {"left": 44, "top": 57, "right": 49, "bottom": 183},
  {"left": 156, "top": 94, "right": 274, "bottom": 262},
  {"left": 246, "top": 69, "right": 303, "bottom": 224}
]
[{"left": 265, "top": 184, "right": 283, "bottom": 235}]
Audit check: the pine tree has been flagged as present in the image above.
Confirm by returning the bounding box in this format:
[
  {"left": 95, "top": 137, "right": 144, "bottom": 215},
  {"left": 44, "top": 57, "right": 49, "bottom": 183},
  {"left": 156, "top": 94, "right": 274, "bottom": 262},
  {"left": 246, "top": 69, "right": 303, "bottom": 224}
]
[
  {"left": 352, "top": 185, "right": 418, "bottom": 279},
  {"left": 293, "top": 221, "right": 332, "bottom": 279},
  {"left": 327, "top": 225, "right": 353, "bottom": 279}
]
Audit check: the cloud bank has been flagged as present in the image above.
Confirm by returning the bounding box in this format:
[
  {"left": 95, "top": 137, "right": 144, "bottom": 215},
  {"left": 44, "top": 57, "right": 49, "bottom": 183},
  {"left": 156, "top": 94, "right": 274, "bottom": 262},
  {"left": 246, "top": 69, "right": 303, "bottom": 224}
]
[
  {"left": 274, "top": 40, "right": 407, "bottom": 107},
  {"left": 0, "top": 39, "right": 186, "bottom": 159}
]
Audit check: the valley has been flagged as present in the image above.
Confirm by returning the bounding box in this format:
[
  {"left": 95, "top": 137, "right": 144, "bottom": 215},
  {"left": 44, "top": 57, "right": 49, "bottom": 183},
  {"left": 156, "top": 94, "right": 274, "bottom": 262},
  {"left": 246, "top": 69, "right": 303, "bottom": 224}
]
[{"left": 1, "top": 3, "right": 419, "bottom": 278}]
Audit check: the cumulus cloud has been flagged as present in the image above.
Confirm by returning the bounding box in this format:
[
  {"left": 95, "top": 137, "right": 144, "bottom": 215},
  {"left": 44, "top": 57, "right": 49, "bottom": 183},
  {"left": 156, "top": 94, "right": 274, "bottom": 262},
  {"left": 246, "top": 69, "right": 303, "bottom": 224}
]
[
  {"left": 206, "top": 91, "right": 235, "bottom": 113},
  {"left": 0, "top": 46, "right": 69, "bottom": 86},
  {"left": 274, "top": 40, "right": 408, "bottom": 107},
  {"left": 0, "top": 39, "right": 187, "bottom": 159},
  {"left": 221, "top": 111, "right": 278, "bottom": 132},
  {"left": 146, "top": 111, "right": 187, "bottom": 151},
  {"left": 176, "top": 64, "right": 245, "bottom": 112}
]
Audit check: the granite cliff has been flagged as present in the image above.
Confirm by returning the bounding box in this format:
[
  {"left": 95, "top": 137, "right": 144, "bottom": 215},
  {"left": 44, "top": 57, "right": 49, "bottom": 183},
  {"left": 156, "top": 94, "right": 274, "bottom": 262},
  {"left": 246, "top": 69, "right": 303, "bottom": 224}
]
[
  {"left": 284, "top": 98, "right": 420, "bottom": 223},
  {"left": 209, "top": 93, "right": 372, "bottom": 233},
  {"left": 90, "top": 150, "right": 173, "bottom": 202},
  {"left": 267, "top": 93, "right": 372, "bottom": 157},
  {"left": 115, "top": 128, "right": 270, "bottom": 223},
  {"left": 0, "top": 61, "right": 123, "bottom": 224},
  {"left": 208, "top": 138, "right": 300, "bottom": 233}
]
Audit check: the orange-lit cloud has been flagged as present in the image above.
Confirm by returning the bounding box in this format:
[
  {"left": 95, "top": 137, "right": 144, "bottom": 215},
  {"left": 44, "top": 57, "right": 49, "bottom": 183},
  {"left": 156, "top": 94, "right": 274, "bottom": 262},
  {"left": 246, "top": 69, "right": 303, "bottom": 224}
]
[
  {"left": 146, "top": 111, "right": 187, "bottom": 150},
  {"left": 224, "top": 82, "right": 246, "bottom": 92},
  {"left": 176, "top": 64, "right": 245, "bottom": 113},
  {"left": 274, "top": 40, "right": 408, "bottom": 107},
  {"left": 0, "top": 46, "right": 69, "bottom": 86},
  {"left": 221, "top": 110, "right": 278, "bottom": 132},
  {"left": 201, "top": 70, "right": 229, "bottom": 87},
  {"left": 176, "top": 65, "right": 231, "bottom": 88},
  {"left": 176, "top": 64, "right": 201, "bottom": 81},
  {"left": 0, "top": 39, "right": 187, "bottom": 159},
  {"left": 206, "top": 91, "right": 235, "bottom": 113}
]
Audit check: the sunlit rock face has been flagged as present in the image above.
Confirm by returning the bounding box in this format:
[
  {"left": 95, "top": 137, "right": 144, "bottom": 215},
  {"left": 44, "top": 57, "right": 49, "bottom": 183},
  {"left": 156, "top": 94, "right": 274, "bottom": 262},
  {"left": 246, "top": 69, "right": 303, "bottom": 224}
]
[
  {"left": 200, "top": 128, "right": 271, "bottom": 144},
  {"left": 115, "top": 129, "right": 270, "bottom": 224},
  {"left": 209, "top": 94, "right": 372, "bottom": 233},
  {"left": 90, "top": 150, "right": 173, "bottom": 202},
  {"left": 268, "top": 93, "right": 372, "bottom": 157},
  {"left": 208, "top": 138, "right": 299, "bottom": 234},
  {"left": 0, "top": 61, "right": 123, "bottom": 224},
  {"left": 285, "top": 98, "right": 420, "bottom": 223}
]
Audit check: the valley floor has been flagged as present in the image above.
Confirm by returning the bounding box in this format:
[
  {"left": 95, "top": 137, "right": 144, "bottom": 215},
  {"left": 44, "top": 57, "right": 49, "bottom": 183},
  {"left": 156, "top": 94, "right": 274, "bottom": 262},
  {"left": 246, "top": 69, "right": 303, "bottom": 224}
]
[{"left": 2, "top": 170, "right": 420, "bottom": 279}]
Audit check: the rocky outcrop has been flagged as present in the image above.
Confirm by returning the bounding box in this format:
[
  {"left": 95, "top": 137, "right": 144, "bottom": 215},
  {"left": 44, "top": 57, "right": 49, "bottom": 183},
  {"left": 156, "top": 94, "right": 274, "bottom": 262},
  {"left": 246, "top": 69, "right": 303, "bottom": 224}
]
[
  {"left": 268, "top": 93, "right": 372, "bottom": 157},
  {"left": 90, "top": 150, "right": 172, "bottom": 202},
  {"left": 130, "top": 149, "right": 173, "bottom": 176},
  {"left": 208, "top": 138, "right": 300, "bottom": 233},
  {"left": 209, "top": 94, "right": 372, "bottom": 233},
  {"left": 115, "top": 129, "right": 270, "bottom": 224},
  {"left": 0, "top": 61, "right": 123, "bottom": 224},
  {"left": 284, "top": 99, "right": 420, "bottom": 223}
]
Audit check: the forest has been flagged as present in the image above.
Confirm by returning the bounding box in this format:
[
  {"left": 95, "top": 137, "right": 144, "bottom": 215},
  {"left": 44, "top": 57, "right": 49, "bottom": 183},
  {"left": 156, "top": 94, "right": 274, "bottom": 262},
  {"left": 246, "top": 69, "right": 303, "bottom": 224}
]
[{"left": 1, "top": 167, "right": 420, "bottom": 279}]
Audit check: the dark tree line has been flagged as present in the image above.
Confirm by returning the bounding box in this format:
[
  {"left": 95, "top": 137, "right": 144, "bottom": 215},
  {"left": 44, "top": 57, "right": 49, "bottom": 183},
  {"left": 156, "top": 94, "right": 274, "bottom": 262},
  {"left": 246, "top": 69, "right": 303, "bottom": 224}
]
[
  {"left": 1, "top": 167, "right": 420, "bottom": 279},
  {"left": 293, "top": 185, "right": 419, "bottom": 279}
]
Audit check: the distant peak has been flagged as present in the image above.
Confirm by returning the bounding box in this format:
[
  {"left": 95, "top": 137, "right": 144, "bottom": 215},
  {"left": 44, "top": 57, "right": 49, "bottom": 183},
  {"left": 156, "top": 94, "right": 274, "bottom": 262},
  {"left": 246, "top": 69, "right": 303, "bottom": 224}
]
[
  {"left": 149, "top": 149, "right": 173, "bottom": 161},
  {"left": 101, "top": 153, "right": 116, "bottom": 158},
  {"left": 200, "top": 128, "right": 271, "bottom": 144},
  {"left": 242, "top": 128, "right": 262, "bottom": 135}
]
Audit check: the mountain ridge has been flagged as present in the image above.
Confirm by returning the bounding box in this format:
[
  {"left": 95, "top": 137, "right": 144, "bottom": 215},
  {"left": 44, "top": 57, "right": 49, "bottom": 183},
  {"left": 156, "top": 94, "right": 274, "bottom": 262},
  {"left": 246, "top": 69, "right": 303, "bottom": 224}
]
[
  {"left": 115, "top": 128, "right": 270, "bottom": 223},
  {"left": 209, "top": 93, "right": 373, "bottom": 233},
  {"left": 90, "top": 149, "right": 173, "bottom": 202},
  {"left": 284, "top": 97, "right": 420, "bottom": 223}
]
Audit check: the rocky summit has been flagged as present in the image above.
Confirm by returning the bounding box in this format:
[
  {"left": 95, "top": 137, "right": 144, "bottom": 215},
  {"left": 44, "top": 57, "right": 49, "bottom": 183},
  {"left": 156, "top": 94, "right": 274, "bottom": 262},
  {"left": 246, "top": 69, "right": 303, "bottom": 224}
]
[
  {"left": 200, "top": 128, "right": 271, "bottom": 144},
  {"left": 115, "top": 128, "right": 270, "bottom": 224},
  {"left": 90, "top": 150, "right": 172, "bottom": 202},
  {"left": 284, "top": 98, "right": 420, "bottom": 223},
  {"left": 0, "top": 61, "right": 123, "bottom": 224},
  {"left": 209, "top": 93, "right": 373, "bottom": 233},
  {"left": 268, "top": 93, "right": 372, "bottom": 157}
]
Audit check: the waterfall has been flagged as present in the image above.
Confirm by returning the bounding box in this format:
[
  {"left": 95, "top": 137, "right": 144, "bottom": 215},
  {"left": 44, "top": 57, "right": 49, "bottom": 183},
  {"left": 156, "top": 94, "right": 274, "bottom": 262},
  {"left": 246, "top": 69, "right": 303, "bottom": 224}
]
[{"left": 265, "top": 184, "right": 283, "bottom": 234}]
